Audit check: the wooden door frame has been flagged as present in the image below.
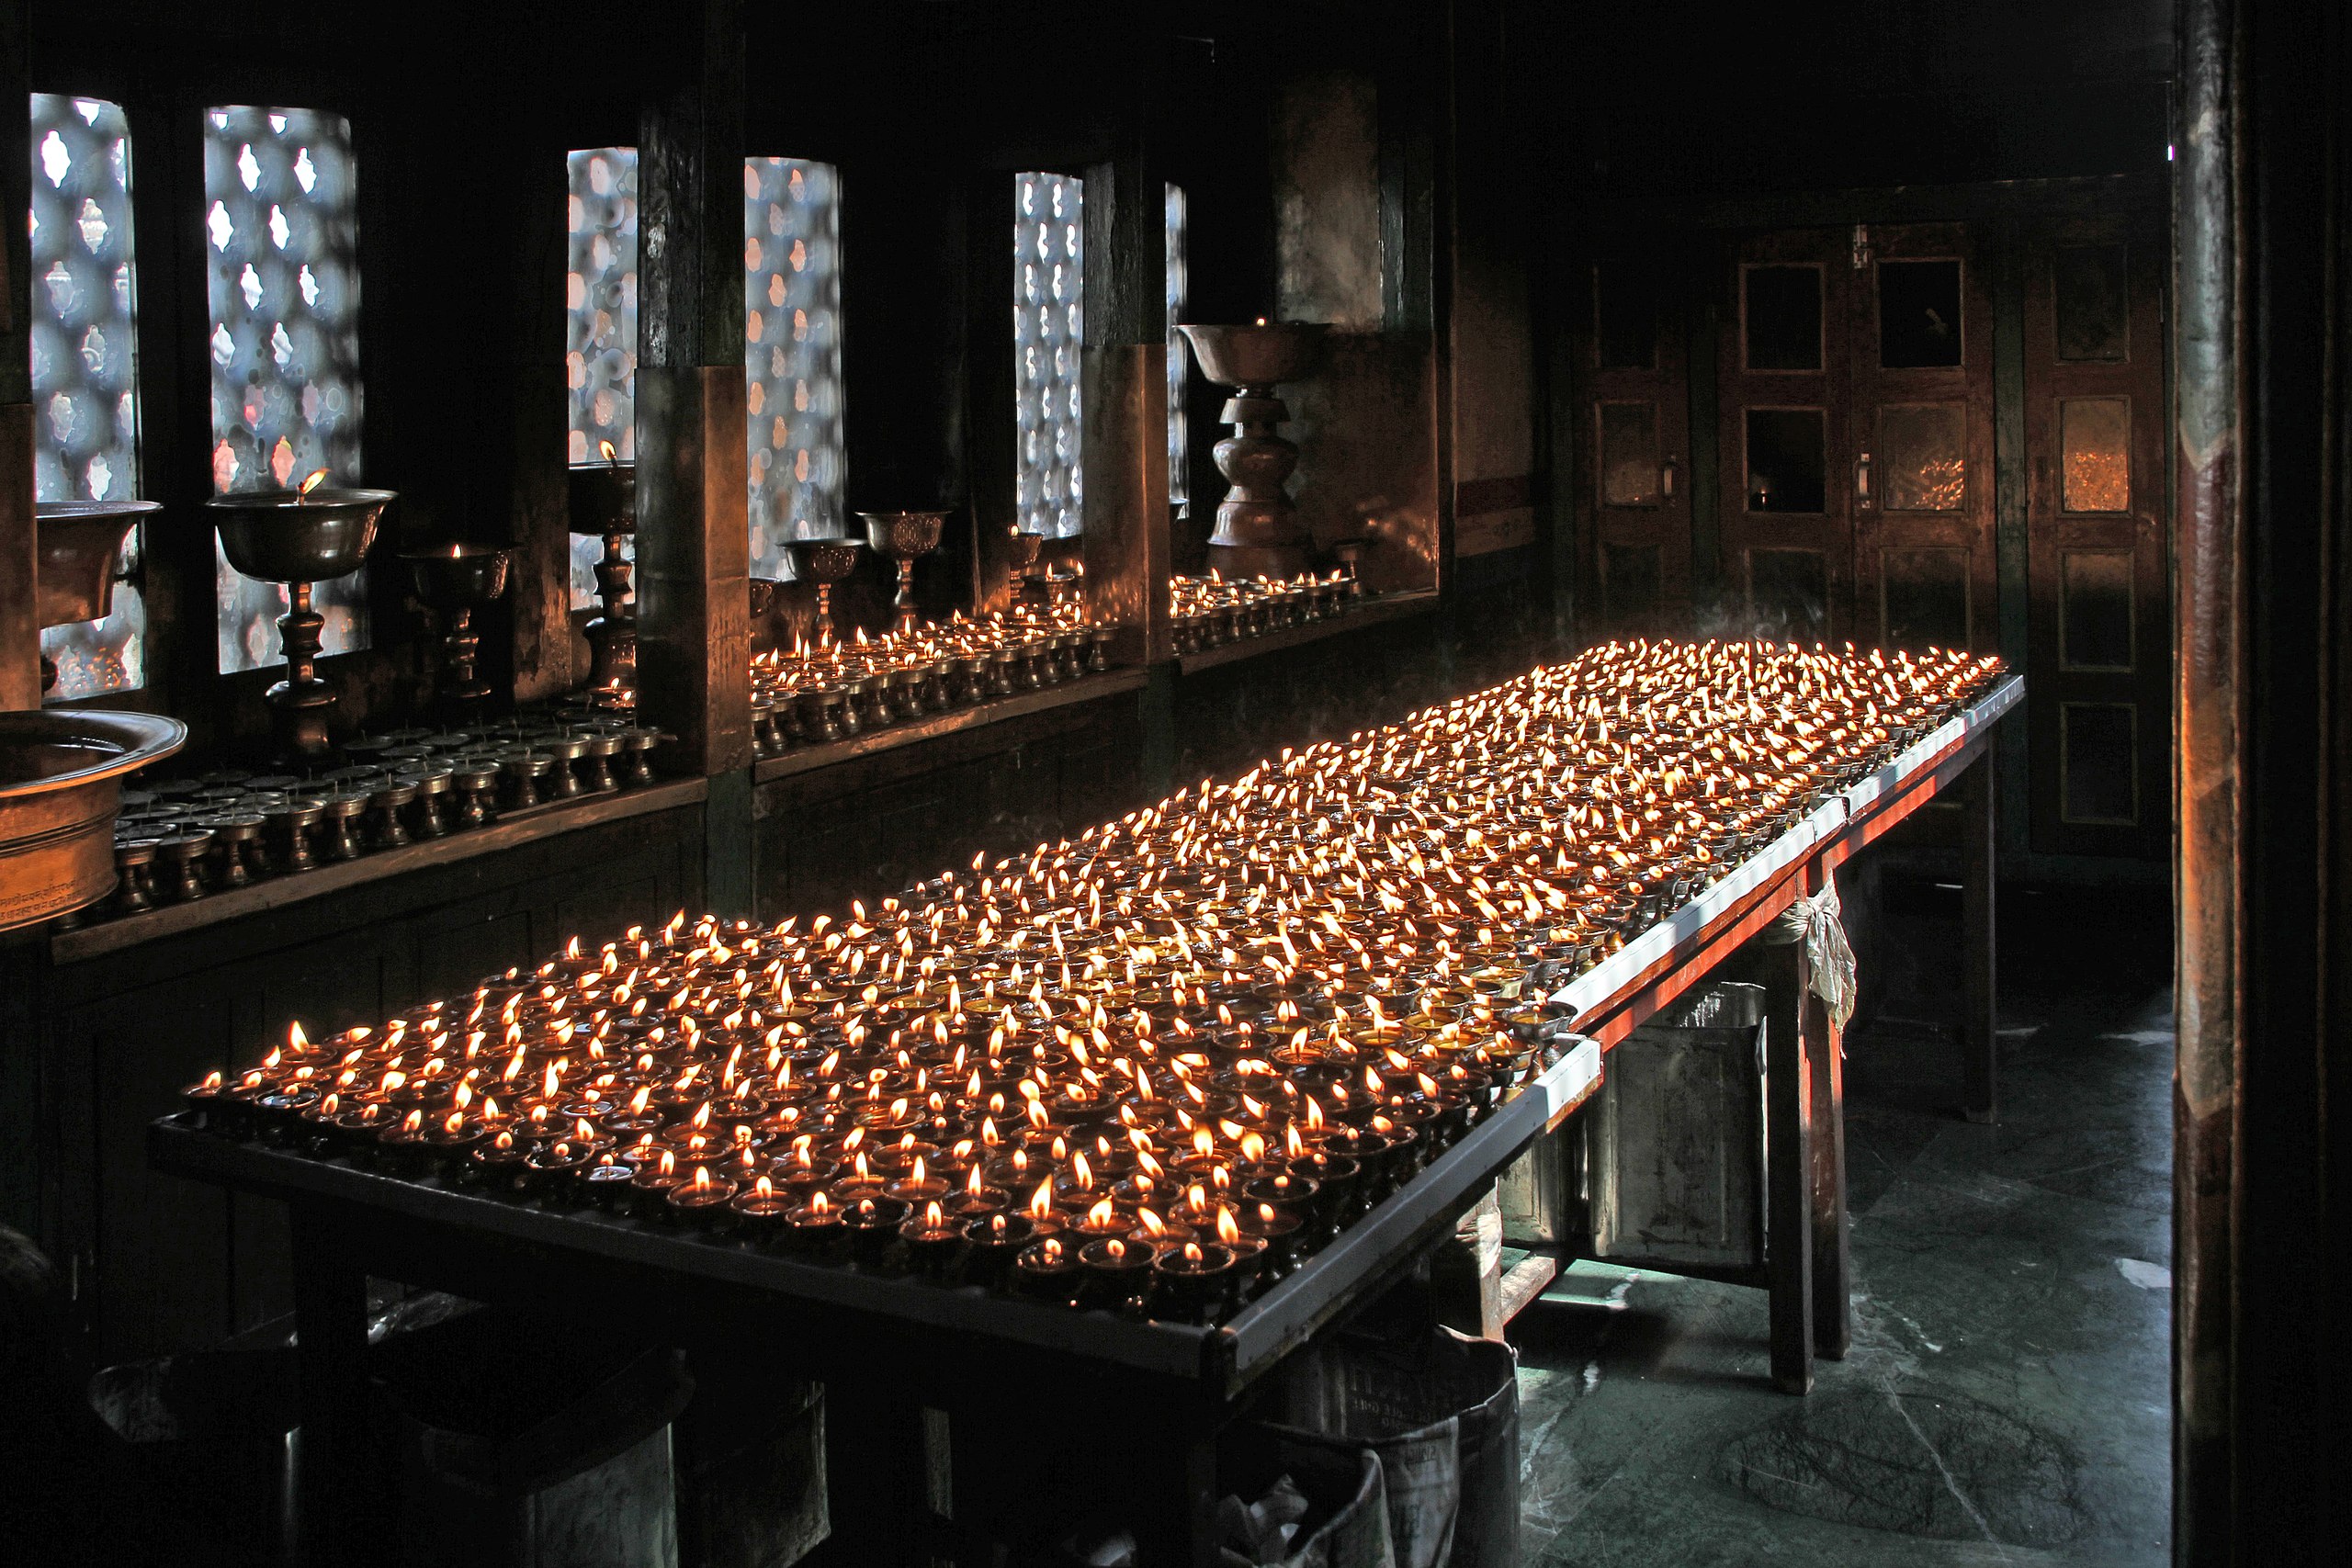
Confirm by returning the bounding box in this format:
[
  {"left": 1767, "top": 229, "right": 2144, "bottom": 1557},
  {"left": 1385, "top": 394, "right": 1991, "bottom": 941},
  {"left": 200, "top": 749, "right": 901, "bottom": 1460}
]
[
  {"left": 1849, "top": 221, "right": 2001, "bottom": 658},
  {"left": 2020, "top": 209, "right": 2171, "bottom": 861}
]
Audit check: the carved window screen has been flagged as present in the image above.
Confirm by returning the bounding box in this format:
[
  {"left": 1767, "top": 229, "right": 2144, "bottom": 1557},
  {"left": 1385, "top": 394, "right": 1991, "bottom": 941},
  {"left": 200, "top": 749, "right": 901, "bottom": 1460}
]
[
  {"left": 745, "top": 156, "right": 845, "bottom": 581},
  {"left": 30, "top": 94, "right": 145, "bottom": 698},
  {"left": 1014, "top": 173, "right": 1083, "bottom": 538},
  {"left": 1166, "top": 181, "right": 1188, "bottom": 510},
  {"left": 206, "top": 106, "right": 366, "bottom": 673},
  {"left": 567, "top": 147, "right": 638, "bottom": 608}
]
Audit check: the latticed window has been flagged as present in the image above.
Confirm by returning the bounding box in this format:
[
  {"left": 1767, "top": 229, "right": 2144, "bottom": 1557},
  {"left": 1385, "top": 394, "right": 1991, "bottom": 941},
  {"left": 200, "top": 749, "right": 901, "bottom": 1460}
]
[
  {"left": 1014, "top": 173, "right": 1083, "bottom": 538},
  {"left": 1165, "top": 182, "right": 1188, "bottom": 513},
  {"left": 566, "top": 147, "right": 637, "bottom": 607},
  {"left": 29, "top": 94, "right": 143, "bottom": 698},
  {"left": 205, "top": 106, "right": 365, "bottom": 673},
  {"left": 744, "top": 156, "right": 844, "bottom": 580}
]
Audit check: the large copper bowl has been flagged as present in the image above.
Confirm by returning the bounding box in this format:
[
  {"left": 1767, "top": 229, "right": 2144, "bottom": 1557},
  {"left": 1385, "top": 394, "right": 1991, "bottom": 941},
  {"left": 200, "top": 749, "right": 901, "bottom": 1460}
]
[
  {"left": 37, "top": 499, "right": 161, "bottom": 628},
  {"left": 1176, "top": 322, "right": 1329, "bottom": 389},
  {"left": 208, "top": 489, "right": 393, "bottom": 583},
  {"left": 0, "top": 710, "right": 186, "bottom": 931}
]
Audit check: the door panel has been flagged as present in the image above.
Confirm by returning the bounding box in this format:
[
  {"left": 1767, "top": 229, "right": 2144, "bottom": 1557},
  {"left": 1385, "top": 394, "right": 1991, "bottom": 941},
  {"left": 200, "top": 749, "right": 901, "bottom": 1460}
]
[
  {"left": 1850, "top": 223, "right": 1998, "bottom": 656},
  {"left": 1578, "top": 254, "right": 1691, "bottom": 638},
  {"left": 2023, "top": 212, "right": 2168, "bottom": 859},
  {"left": 1719, "top": 231, "right": 1853, "bottom": 641}
]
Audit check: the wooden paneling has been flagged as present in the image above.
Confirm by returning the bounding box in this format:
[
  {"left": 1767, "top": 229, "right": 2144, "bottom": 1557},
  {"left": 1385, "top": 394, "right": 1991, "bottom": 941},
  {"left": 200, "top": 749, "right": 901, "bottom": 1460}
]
[
  {"left": 753, "top": 689, "right": 1148, "bottom": 922},
  {"left": 31, "top": 804, "right": 705, "bottom": 1361}
]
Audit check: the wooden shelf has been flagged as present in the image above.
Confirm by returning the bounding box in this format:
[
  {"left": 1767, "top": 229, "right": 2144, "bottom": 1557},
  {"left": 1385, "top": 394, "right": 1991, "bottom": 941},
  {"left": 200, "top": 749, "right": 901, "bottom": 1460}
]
[
  {"left": 751, "top": 667, "right": 1148, "bottom": 784},
  {"left": 50, "top": 776, "right": 710, "bottom": 964},
  {"left": 1173, "top": 590, "right": 1442, "bottom": 677}
]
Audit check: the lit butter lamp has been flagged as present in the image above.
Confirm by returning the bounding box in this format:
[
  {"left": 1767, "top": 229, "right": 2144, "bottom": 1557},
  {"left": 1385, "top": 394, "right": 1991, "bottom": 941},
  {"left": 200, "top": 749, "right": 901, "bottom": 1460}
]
[
  {"left": 207, "top": 470, "right": 397, "bottom": 769},
  {"left": 195, "top": 643, "right": 2004, "bottom": 1327},
  {"left": 401, "top": 543, "right": 513, "bottom": 720}
]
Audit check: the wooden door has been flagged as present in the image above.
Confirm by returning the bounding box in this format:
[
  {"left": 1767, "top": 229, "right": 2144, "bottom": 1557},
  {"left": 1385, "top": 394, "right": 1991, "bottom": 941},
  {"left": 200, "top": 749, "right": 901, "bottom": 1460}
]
[
  {"left": 2022, "top": 212, "right": 2169, "bottom": 858},
  {"left": 1849, "top": 223, "right": 1999, "bottom": 654},
  {"left": 1718, "top": 231, "right": 1854, "bottom": 641},
  {"left": 1577, "top": 255, "right": 1691, "bottom": 637}
]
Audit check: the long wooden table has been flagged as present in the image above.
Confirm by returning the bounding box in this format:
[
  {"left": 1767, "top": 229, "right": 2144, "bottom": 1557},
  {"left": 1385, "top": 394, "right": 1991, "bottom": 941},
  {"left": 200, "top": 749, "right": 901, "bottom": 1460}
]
[
  {"left": 148, "top": 673, "right": 2019, "bottom": 1564},
  {"left": 1524, "top": 671, "right": 2022, "bottom": 1392}
]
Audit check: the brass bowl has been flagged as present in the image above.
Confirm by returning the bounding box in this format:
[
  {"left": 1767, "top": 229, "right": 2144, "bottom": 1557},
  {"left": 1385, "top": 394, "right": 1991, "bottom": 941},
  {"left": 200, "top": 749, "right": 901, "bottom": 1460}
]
[
  {"left": 1176, "top": 321, "right": 1329, "bottom": 389},
  {"left": 0, "top": 709, "right": 186, "bottom": 931},
  {"left": 569, "top": 462, "right": 637, "bottom": 536},
  {"left": 859, "top": 510, "right": 948, "bottom": 559},
  {"left": 208, "top": 489, "right": 394, "bottom": 583},
  {"left": 37, "top": 499, "right": 160, "bottom": 628}
]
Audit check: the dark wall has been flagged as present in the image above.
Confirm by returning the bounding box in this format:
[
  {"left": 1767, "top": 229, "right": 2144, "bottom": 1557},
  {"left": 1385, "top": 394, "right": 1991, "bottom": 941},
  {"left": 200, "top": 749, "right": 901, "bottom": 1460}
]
[{"left": 1514, "top": 0, "right": 2174, "bottom": 198}]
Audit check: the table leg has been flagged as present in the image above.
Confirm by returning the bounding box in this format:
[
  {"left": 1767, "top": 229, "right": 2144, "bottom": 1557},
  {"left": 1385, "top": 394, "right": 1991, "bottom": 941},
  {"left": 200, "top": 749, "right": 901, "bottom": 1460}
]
[
  {"left": 289, "top": 1200, "right": 372, "bottom": 1568},
  {"left": 1962, "top": 750, "right": 1999, "bottom": 1123},
  {"left": 820, "top": 1388, "right": 933, "bottom": 1565},
  {"left": 1760, "top": 931, "right": 1815, "bottom": 1395},
  {"left": 1804, "top": 863, "right": 1851, "bottom": 1360},
  {"left": 1135, "top": 1418, "right": 1222, "bottom": 1568}
]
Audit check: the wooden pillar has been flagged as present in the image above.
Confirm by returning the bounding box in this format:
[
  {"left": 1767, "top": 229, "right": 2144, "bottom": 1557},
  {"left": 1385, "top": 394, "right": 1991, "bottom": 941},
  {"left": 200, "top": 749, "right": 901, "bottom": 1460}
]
[
  {"left": 1082, "top": 118, "right": 1173, "bottom": 671},
  {"left": 1758, "top": 929, "right": 1815, "bottom": 1394},
  {"left": 0, "top": 0, "right": 38, "bottom": 711},
  {"left": 1960, "top": 751, "right": 1998, "bottom": 1122},
  {"left": 2174, "top": 0, "right": 2352, "bottom": 1560},
  {"left": 503, "top": 119, "right": 578, "bottom": 703},
  {"left": 637, "top": 0, "right": 752, "bottom": 915}
]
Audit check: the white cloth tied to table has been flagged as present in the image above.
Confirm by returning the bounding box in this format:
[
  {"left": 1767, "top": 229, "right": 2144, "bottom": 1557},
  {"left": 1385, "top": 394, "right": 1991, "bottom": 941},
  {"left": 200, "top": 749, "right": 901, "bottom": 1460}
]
[{"left": 1762, "top": 873, "right": 1858, "bottom": 1035}]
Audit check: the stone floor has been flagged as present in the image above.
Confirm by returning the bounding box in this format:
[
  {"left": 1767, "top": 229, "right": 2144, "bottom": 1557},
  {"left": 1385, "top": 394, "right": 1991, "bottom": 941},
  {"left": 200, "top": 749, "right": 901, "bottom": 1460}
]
[{"left": 1511, "top": 876, "right": 2174, "bottom": 1567}]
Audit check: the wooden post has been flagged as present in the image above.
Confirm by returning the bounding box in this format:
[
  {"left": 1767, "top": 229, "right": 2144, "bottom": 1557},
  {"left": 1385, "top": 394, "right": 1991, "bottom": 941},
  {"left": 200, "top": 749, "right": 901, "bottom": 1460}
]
[
  {"left": 1804, "top": 858, "right": 1851, "bottom": 1359},
  {"left": 637, "top": 0, "right": 753, "bottom": 915},
  {"left": 0, "top": 0, "right": 38, "bottom": 711},
  {"left": 1759, "top": 927, "right": 1815, "bottom": 1394},
  {"left": 818, "top": 1384, "right": 933, "bottom": 1566},
  {"left": 1083, "top": 121, "right": 1173, "bottom": 671},
  {"left": 1961, "top": 750, "right": 1998, "bottom": 1122},
  {"left": 288, "top": 1201, "right": 374, "bottom": 1568},
  {"left": 1136, "top": 1420, "right": 1223, "bottom": 1568}
]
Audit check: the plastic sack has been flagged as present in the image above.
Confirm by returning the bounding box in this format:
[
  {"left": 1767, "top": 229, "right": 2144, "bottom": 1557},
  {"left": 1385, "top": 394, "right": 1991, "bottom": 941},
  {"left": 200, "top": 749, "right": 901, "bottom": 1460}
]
[{"left": 1762, "top": 873, "right": 1858, "bottom": 1033}]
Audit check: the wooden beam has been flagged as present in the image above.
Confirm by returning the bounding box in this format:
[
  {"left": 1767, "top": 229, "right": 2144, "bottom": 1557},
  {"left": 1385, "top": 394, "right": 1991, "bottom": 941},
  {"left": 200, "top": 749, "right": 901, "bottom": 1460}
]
[
  {"left": 0, "top": 0, "right": 37, "bottom": 710},
  {"left": 636, "top": 0, "right": 752, "bottom": 916}
]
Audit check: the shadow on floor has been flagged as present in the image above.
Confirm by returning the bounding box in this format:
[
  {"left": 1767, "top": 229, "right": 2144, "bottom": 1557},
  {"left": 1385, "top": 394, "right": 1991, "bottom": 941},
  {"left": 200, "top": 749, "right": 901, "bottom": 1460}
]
[{"left": 1513, "top": 879, "right": 2172, "bottom": 1567}]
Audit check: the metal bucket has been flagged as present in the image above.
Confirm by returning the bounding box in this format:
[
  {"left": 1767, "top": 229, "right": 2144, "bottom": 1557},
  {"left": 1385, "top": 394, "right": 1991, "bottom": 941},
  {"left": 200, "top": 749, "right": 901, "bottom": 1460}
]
[{"left": 0, "top": 708, "right": 185, "bottom": 931}]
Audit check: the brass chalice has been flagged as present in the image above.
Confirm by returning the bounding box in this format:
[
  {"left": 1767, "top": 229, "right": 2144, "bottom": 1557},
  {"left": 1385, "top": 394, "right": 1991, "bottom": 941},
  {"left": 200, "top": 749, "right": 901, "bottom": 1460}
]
[
  {"left": 859, "top": 511, "right": 949, "bottom": 637},
  {"left": 785, "top": 538, "right": 865, "bottom": 647},
  {"left": 568, "top": 450, "right": 637, "bottom": 694}
]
